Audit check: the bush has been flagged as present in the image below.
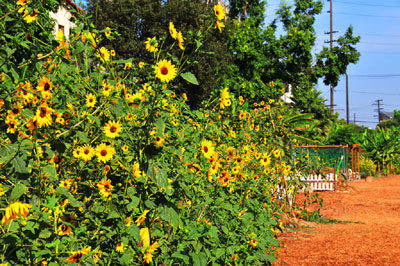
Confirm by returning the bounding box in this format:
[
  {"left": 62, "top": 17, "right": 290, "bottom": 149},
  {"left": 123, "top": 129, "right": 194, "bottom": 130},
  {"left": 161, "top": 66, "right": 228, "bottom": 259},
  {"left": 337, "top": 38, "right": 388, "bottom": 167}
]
[
  {"left": 359, "top": 156, "right": 376, "bottom": 178},
  {"left": 0, "top": 2, "right": 307, "bottom": 265}
]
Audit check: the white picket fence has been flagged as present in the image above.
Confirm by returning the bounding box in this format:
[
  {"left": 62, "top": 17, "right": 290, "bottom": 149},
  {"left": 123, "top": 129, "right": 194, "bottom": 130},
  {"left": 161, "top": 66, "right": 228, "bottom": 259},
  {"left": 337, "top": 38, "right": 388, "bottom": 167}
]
[{"left": 300, "top": 173, "right": 336, "bottom": 191}]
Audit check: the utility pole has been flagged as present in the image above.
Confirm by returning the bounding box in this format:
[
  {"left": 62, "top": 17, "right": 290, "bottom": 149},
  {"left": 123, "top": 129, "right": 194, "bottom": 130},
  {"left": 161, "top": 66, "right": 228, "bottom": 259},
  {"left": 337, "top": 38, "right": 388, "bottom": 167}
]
[
  {"left": 329, "top": 0, "right": 334, "bottom": 113},
  {"left": 373, "top": 99, "right": 383, "bottom": 122},
  {"left": 346, "top": 74, "right": 349, "bottom": 124},
  {"left": 324, "top": 0, "right": 338, "bottom": 113}
]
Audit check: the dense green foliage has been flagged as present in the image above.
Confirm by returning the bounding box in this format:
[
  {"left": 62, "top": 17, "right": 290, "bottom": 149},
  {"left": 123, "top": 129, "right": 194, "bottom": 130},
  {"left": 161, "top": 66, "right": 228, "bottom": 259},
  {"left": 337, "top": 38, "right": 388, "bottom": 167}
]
[
  {"left": 85, "top": 0, "right": 234, "bottom": 107},
  {"left": 0, "top": 1, "right": 327, "bottom": 265}
]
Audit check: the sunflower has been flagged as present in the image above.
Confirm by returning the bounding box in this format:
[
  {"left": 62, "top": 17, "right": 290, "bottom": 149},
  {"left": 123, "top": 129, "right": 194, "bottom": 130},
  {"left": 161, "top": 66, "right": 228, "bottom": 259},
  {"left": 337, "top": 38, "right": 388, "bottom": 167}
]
[
  {"left": 96, "top": 143, "right": 116, "bottom": 163},
  {"left": 138, "top": 61, "right": 145, "bottom": 68},
  {"left": 2, "top": 201, "right": 32, "bottom": 224},
  {"left": 66, "top": 247, "right": 91, "bottom": 264},
  {"left": 214, "top": 4, "right": 225, "bottom": 21},
  {"left": 215, "top": 21, "right": 225, "bottom": 33},
  {"left": 102, "top": 83, "right": 114, "bottom": 97},
  {"left": 35, "top": 104, "right": 54, "bottom": 128},
  {"left": 116, "top": 242, "right": 124, "bottom": 253},
  {"left": 121, "top": 145, "right": 129, "bottom": 152},
  {"left": 154, "top": 136, "right": 165, "bottom": 147},
  {"left": 169, "top": 22, "right": 177, "bottom": 39},
  {"left": 177, "top": 31, "right": 184, "bottom": 50},
  {"left": 135, "top": 210, "right": 150, "bottom": 226},
  {"left": 155, "top": 59, "right": 177, "bottom": 83},
  {"left": 247, "top": 238, "right": 257, "bottom": 248},
  {"left": 132, "top": 162, "right": 141, "bottom": 178},
  {"left": 143, "top": 241, "right": 159, "bottom": 264},
  {"left": 200, "top": 140, "right": 215, "bottom": 159},
  {"left": 124, "top": 62, "right": 132, "bottom": 69},
  {"left": 37, "top": 76, "right": 53, "bottom": 99},
  {"left": 217, "top": 171, "right": 231, "bottom": 187},
  {"left": 86, "top": 93, "right": 96, "bottom": 108},
  {"left": 97, "top": 47, "right": 110, "bottom": 62},
  {"left": 105, "top": 27, "right": 111, "bottom": 37},
  {"left": 145, "top": 37, "right": 158, "bottom": 53},
  {"left": 260, "top": 153, "right": 271, "bottom": 167},
  {"left": 220, "top": 88, "right": 231, "bottom": 109},
  {"left": 93, "top": 250, "right": 102, "bottom": 263},
  {"left": 80, "top": 144, "right": 95, "bottom": 162},
  {"left": 6, "top": 116, "right": 18, "bottom": 134},
  {"left": 23, "top": 9, "right": 38, "bottom": 23},
  {"left": 97, "top": 179, "right": 113, "bottom": 198},
  {"left": 103, "top": 120, "right": 122, "bottom": 138},
  {"left": 58, "top": 224, "right": 72, "bottom": 235}
]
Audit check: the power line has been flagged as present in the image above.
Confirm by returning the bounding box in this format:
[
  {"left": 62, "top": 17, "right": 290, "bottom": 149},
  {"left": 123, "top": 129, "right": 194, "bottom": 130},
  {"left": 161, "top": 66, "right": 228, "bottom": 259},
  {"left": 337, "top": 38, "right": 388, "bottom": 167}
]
[
  {"left": 335, "top": 1, "right": 400, "bottom": 8},
  {"left": 356, "top": 32, "right": 400, "bottom": 38},
  {"left": 359, "top": 41, "right": 400, "bottom": 46},
  {"left": 336, "top": 89, "right": 400, "bottom": 96},
  {"left": 335, "top": 12, "right": 400, "bottom": 19},
  {"left": 360, "top": 51, "right": 400, "bottom": 55},
  {"left": 348, "top": 74, "right": 400, "bottom": 78}
]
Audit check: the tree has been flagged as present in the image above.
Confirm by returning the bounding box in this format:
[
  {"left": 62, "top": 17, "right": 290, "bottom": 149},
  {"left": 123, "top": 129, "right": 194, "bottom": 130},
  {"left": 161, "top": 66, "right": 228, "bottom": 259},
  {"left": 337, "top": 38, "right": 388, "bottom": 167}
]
[
  {"left": 85, "top": 0, "right": 233, "bottom": 107},
  {"left": 225, "top": 0, "right": 360, "bottom": 141}
]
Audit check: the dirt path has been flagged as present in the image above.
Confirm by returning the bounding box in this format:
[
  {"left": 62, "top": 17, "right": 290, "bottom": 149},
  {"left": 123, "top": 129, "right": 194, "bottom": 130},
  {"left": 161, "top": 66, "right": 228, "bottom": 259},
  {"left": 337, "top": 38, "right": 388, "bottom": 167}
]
[{"left": 275, "top": 175, "right": 400, "bottom": 266}]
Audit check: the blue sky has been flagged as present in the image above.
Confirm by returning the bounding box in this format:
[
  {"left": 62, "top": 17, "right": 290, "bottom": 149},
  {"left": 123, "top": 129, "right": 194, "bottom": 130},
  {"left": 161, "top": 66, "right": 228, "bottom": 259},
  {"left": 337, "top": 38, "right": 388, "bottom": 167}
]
[{"left": 264, "top": 0, "right": 400, "bottom": 128}]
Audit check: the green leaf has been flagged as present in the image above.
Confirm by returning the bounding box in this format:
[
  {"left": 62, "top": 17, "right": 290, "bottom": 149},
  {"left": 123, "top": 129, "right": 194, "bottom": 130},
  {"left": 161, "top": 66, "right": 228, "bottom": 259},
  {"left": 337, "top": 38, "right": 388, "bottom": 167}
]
[
  {"left": 55, "top": 187, "right": 83, "bottom": 208},
  {"left": 191, "top": 252, "right": 207, "bottom": 266},
  {"left": 10, "top": 184, "right": 28, "bottom": 201},
  {"left": 42, "top": 165, "right": 57, "bottom": 181},
  {"left": 118, "top": 253, "right": 132, "bottom": 265},
  {"left": 12, "top": 156, "right": 29, "bottom": 174},
  {"left": 181, "top": 72, "right": 199, "bottom": 85},
  {"left": 77, "top": 131, "right": 89, "bottom": 143},
  {"left": 107, "top": 210, "right": 120, "bottom": 220},
  {"left": 158, "top": 206, "right": 180, "bottom": 229}
]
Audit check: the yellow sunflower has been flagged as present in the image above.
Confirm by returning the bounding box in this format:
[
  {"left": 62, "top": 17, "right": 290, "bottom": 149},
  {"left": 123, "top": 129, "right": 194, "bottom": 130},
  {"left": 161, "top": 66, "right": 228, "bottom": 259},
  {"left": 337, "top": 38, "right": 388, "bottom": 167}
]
[
  {"left": 97, "top": 178, "right": 113, "bottom": 198},
  {"left": 145, "top": 37, "right": 158, "bottom": 53},
  {"left": 86, "top": 93, "right": 96, "bottom": 108},
  {"left": 155, "top": 59, "right": 177, "bottom": 83},
  {"left": 116, "top": 242, "right": 124, "bottom": 253},
  {"left": 214, "top": 4, "right": 225, "bottom": 21},
  {"left": 138, "top": 61, "right": 145, "bottom": 68},
  {"left": 80, "top": 144, "right": 95, "bottom": 162},
  {"left": 105, "top": 27, "right": 111, "bottom": 37},
  {"left": 200, "top": 140, "right": 215, "bottom": 159},
  {"left": 23, "top": 9, "right": 38, "bottom": 23},
  {"left": 97, "top": 47, "right": 110, "bottom": 62},
  {"left": 260, "top": 153, "right": 271, "bottom": 167},
  {"left": 1, "top": 201, "right": 32, "bottom": 224},
  {"left": 215, "top": 21, "right": 225, "bottom": 33},
  {"left": 58, "top": 224, "right": 72, "bottom": 236},
  {"left": 96, "top": 143, "right": 116, "bottom": 163},
  {"left": 220, "top": 88, "right": 231, "bottom": 109},
  {"left": 66, "top": 247, "right": 91, "bottom": 264},
  {"left": 103, "top": 120, "right": 122, "bottom": 138},
  {"left": 35, "top": 104, "right": 54, "bottom": 128},
  {"left": 169, "top": 22, "right": 177, "bottom": 39},
  {"left": 177, "top": 31, "right": 184, "bottom": 50},
  {"left": 36, "top": 76, "right": 53, "bottom": 99}
]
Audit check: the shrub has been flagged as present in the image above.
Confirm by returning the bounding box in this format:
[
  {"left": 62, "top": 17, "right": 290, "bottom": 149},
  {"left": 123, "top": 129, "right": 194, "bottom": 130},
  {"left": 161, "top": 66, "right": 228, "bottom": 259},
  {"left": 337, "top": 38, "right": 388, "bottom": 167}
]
[{"left": 0, "top": 1, "right": 307, "bottom": 265}]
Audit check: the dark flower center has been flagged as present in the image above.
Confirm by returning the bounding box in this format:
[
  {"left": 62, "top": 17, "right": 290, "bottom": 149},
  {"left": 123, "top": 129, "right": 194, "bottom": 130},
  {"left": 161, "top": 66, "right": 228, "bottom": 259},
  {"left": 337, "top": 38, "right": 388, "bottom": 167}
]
[
  {"left": 101, "top": 150, "right": 107, "bottom": 156},
  {"left": 84, "top": 149, "right": 90, "bottom": 155},
  {"left": 110, "top": 126, "right": 117, "bottom": 133},
  {"left": 40, "top": 107, "right": 47, "bottom": 117},
  {"left": 161, "top": 66, "right": 168, "bottom": 75},
  {"left": 44, "top": 83, "right": 50, "bottom": 91},
  {"left": 203, "top": 146, "right": 208, "bottom": 153}
]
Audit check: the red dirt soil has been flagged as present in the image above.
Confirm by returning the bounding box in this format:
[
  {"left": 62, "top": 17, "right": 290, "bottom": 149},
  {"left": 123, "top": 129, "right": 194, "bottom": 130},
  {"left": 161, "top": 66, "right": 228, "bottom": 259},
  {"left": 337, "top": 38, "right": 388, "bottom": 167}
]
[{"left": 275, "top": 175, "right": 400, "bottom": 266}]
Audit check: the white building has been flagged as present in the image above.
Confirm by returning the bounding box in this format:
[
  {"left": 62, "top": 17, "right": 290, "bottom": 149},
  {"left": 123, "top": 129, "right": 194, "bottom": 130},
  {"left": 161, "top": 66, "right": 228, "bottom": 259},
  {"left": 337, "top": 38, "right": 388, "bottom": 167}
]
[{"left": 49, "top": 0, "right": 80, "bottom": 39}]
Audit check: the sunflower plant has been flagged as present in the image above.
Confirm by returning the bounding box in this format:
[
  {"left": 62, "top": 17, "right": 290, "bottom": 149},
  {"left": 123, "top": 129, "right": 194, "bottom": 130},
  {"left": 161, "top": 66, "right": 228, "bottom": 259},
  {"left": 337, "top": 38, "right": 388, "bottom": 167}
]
[{"left": 0, "top": 2, "right": 310, "bottom": 265}]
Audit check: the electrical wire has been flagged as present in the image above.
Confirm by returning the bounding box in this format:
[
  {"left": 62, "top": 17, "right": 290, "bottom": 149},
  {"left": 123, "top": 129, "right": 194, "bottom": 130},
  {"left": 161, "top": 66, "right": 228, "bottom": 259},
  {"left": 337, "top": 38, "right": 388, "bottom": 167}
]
[
  {"left": 335, "top": 12, "right": 400, "bottom": 19},
  {"left": 335, "top": 1, "right": 400, "bottom": 8}
]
